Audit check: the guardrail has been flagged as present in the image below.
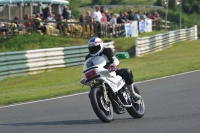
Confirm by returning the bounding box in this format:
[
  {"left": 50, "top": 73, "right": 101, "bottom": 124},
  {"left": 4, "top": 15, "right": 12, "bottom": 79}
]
[
  {"left": 0, "top": 41, "right": 115, "bottom": 80},
  {"left": 135, "top": 25, "right": 198, "bottom": 57}
]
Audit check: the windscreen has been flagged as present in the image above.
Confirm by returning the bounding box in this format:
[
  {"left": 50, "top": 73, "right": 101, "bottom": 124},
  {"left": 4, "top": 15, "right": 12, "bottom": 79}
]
[{"left": 83, "top": 56, "right": 106, "bottom": 70}]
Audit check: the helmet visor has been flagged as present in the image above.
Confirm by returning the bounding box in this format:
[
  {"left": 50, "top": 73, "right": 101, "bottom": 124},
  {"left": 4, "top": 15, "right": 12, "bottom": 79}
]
[{"left": 88, "top": 45, "right": 101, "bottom": 55}]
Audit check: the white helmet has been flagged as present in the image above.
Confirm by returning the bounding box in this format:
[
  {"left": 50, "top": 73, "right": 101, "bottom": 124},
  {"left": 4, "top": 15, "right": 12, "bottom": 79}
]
[{"left": 88, "top": 37, "right": 104, "bottom": 56}]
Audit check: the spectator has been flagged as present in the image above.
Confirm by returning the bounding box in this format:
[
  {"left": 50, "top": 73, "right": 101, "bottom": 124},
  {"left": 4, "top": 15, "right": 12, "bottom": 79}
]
[
  {"left": 101, "top": 9, "right": 108, "bottom": 26},
  {"left": 43, "top": 6, "right": 50, "bottom": 20},
  {"left": 35, "top": 13, "right": 46, "bottom": 33},
  {"left": 62, "top": 5, "right": 70, "bottom": 20},
  {"left": 92, "top": 5, "right": 102, "bottom": 24},
  {"left": 127, "top": 9, "right": 134, "bottom": 21},
  {"left": 134, "top": 11, "right": 141, "bottom": 21},
  {"left": 109, "top": 13, "right": 119, "bottom": 26},
  {"left": 13, "top": 16, "right": 20, "bottom": 27},
  {"left": 84, "top": 11, "right": 93, "bottom": 23},
  {"left": 151, "top": 13, "right": 156, "bottom": 20},
  {"left": 146, "top": 12, "right": 151, "bottom": 19},
  {"left": 79, "top": 14, "right": 84, "bottom": 22},
  {"left": 155, "top": 12, "right": 161, "bottom": 20},
  {"left": 140, "top": 11, "right": 147, "bottom": 20},
  {"left": 0, "top": 21, "right": 8, "bottom": 35},
  {"left": 13, "top": 16, "right": 23, "bottom": 31},
  {"left": 117, "top": 12, "right": 123, "bottom": 24},
  {"left": 39, "top": 13, "right": 43, "bottom": 20},
  {"left": 105, "top": 9, "right": 111, "bottom": 22},
  {"left": 24, "top": 14, "right": 31, "bottom": 32},
  {"left": 47, "top": 13, "right": 56, "bottom": 21},
  {"left": 92, "top": 5, "right": 102, "bottom": 37},
  {"left": 56, "top": 14, "right": 64, "bottom": 30},
  {"left": 122, "top": 12, "right": 131, "bottom": 23},
  {"left": 84, "top": 10, "right": 94, "bottom": 31}
]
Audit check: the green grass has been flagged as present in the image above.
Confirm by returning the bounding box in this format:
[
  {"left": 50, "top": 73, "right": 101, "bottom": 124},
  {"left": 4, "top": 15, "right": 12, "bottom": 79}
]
[
  {"left": 0, "top": 31, "right": 162, "bottom": 52},
  {"left": 0, "top": 34, "right": 89, "bottom": 52},
  {"left": 0, "top": 39, "right": 200, "bottom": 106}
]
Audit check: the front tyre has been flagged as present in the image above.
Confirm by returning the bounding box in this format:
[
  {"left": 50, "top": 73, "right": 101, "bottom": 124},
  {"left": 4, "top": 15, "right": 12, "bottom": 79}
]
[
  {"left": 90, "top": 87, "right": 113, "bottom": 123},
  {"left": 126, "top": 85, "right": 145, "bottom": 118}
]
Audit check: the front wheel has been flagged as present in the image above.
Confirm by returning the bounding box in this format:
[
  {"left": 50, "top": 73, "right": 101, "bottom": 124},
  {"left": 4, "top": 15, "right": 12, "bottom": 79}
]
[
  {"left": 89, "top": 87, "right": 114, "bottom": 123},
  {"left": 126, "top": 85, "right": 145, "bottom": 118}
]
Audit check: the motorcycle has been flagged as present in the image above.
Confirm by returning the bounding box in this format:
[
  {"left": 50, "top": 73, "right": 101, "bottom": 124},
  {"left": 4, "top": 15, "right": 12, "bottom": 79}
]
[{"left": 80, "top": 56, "right": 145, "bottom": 123}]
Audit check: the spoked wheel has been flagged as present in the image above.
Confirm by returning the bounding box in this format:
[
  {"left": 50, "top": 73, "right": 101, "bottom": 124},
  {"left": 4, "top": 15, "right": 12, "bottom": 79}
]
[
  {"left": 126, "top": 85, "right": 145, "bottom": 118},
  {"left": 90, "top": 87, "right": 114, "bottom": 123}
]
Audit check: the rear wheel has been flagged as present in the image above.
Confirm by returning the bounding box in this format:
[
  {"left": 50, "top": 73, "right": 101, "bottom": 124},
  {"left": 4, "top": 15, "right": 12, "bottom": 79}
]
[
  {"left": 90, "top": 87, "right": 114, "bottom": 123},
  {"left": 126, "top": 85, "right": 145, "bottom": 118}
]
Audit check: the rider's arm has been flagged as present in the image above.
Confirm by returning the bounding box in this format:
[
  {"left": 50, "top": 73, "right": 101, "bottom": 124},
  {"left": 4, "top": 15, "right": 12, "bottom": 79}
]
[{"left": 103, "top": 48, "right": 119, "bottom": 66}]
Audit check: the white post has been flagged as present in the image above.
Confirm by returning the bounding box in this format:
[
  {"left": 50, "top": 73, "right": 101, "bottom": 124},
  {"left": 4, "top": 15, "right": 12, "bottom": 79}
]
[
  {"left": 8, "top": 4, "right": 11, "bottom": 20},
  {"left": 30, "top": 3, "right": 33, "bottom": 15},
  {"left": 19, "top": 3, "right": 23, "bottom": 20},
  {"left": 194, "top": 25, "right": 198, "bottom": 40},
  {"left": 135, "top": 38, "right": 139, "bottom": 57},
  {"left": 58, "top": 5, "right": 62, "bottom": 15},
  {"left": 180, "top": 0, "right": 182, "bottom": 29}
]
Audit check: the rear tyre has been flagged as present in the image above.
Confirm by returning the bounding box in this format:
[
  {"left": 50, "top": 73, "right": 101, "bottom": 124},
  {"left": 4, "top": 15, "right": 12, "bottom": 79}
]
[
  {"left": 90, "top": 87, "right": 114, "bottom": 123},
  {"left": 126, "top": 85, "right": 145, "bottom": 118}
]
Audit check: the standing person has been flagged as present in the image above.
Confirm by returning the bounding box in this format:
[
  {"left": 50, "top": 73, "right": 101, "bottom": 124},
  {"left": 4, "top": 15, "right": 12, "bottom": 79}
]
[
  {"left": 85, "top": 37, "right": 141, "bottom": 102},
  {"left": 134, "top": 11, "right": 141, "bottom": 21},
  {"left": 92, "top": 5, "right": 102, "bottom": 37},
  {"left": 84, "top": 11, "right": 93, "bottom": 23},
  {"left": 140, "top": 11, "right": 147, "bottom": 20},
  {"left": 117, "top": 12, "right": 123, "bottom": 24},
  {"left": 79, "top": 14, "right": 84, "bottom": 22},
  {"left": 105, "top": 9, "right": 110, "bottom": 22},
  {"left": 43, "top": 6, "right": 50, "bottom": 20},
  {"left": 62, "top": 5, "right": 70, "bottom": 20},
  {"left": 92, "top": 5, "right": 102, "bottom": 24},
  {"left": 127, "top": 9, "right": 134, "bottom": 21},
  {"left": 101, "top": 9, "right": 108, "bottom": 26},
  {"left": 24, "top": 14, "right": 31, "bottom": 32},
  {"left": 35, "top": 13, "right": 46, "bottom": 33},
  {"left": 109, "top": 13, "right": 118, "bottom": 26},
  {"left": 0, "top": 21, "right": 9, "bottom": 35},
  {"left": 84, "top": 10, "right": 94, "bottom": 31}
]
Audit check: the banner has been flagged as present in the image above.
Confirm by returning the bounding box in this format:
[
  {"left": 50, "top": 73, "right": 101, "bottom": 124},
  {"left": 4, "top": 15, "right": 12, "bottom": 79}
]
[
  {"left": 131, "top": 21, "right": 138, "bottom": 37},
  {"left": 139, "top": 20, "right": 146, "bottom": 33},
  {"left": 145, "top": 19, "right": 152, "bottom": 32},
  {"left": 125, "top": 23, "right": 131, "bottom": 37}
]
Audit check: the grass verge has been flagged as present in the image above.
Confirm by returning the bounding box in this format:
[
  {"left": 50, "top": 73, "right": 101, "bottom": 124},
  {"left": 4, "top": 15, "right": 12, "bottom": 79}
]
[
  {"left": 0, "top": 40, "right": 199, "bottom": 106},
  {"left": 0, "top": 31, "right": 162, "bottom": 52}
]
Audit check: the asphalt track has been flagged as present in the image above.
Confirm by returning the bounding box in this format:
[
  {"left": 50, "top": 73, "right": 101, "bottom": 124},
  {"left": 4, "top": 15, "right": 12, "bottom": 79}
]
[{"left": 0, "top": 70, "right": 200, "bottom": 133}]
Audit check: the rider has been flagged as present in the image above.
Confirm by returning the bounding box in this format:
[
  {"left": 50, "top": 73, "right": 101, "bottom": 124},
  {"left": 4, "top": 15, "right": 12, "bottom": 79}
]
[{"left": 85, "top": 37, "right": 141, "bottom": 102}]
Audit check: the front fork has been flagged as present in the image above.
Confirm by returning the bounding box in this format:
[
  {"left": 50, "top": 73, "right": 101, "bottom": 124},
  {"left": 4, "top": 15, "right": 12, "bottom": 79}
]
[{"left": 102, "top": 81, "right": 110, "bottom": 106}]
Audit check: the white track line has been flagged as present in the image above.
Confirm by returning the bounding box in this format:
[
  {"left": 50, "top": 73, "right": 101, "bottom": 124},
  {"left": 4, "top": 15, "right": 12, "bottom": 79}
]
[
  {"left": 136, "top": 69, "right": 200, "bottom": 84},
  {"left": 0, "top": 69, "right": 199, "bottom": 109}
]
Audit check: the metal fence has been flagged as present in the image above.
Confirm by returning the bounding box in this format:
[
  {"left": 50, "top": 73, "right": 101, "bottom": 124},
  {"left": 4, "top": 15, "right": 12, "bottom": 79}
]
[
  {"left": 0, "top": 19, "right": 173, "bottom": 38},
  {"left": 135, "top": 25, "right": 198, "bottom": 57},
  {"left": 0, "top": 41, "right": 115, "bottom": 80}
]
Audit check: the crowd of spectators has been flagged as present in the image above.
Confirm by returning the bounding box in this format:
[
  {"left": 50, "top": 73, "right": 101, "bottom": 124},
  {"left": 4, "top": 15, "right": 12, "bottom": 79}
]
[
  {"left": 78, "top": 6, "right": 162, "bottom": 35},
  {"left": 0, "top": 5, "right": 73, "bottom": 35},
  {"left": 0, "top": 5, "right": 162, "bottom": 36}
]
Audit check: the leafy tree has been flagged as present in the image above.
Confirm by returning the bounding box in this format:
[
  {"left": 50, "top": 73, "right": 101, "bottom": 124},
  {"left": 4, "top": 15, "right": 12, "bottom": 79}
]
[
  {"left": 110, "top": 0, "right": 121, "bottom": 4},
  {"left": 68, "top": 0, "right": 81, "bottom": 18},
  {"left": 154, "top": 0, "right": 200, "bottom": 14},
  {"left": 182, "top": 0, "right": 200, "bottom": 14}
]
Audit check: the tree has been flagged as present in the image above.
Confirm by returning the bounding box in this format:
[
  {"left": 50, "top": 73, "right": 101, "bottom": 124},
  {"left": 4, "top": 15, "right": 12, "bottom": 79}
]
[
  {"left": 182, "top": 0, "right": 200, "bottom": 14},
  {"left": 154, "top": 0, "right": 200, "bottom": 14},
  {"left": 110, "top": 0, "right": 121, "bottom": 4},
  {"left": 69, "top": 0, "right": 80, "bottom": 18}
]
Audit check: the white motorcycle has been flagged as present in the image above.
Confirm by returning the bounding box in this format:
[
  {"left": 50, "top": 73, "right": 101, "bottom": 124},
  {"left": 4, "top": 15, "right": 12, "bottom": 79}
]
[{"left": 80, "top": 56, "right": 145, "bottom": 123}]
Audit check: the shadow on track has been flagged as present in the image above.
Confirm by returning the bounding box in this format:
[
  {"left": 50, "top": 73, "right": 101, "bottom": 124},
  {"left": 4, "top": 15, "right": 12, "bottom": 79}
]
[{"left": 0, "top": 118, "right": 135, "bottom": 126}]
